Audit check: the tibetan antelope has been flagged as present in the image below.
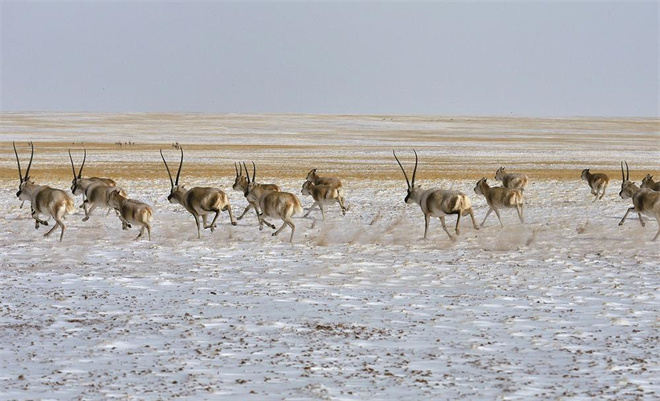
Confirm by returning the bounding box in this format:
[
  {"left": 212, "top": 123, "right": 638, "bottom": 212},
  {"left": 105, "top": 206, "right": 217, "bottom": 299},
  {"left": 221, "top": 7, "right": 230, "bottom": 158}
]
[
  {"left": 618, "top": 162, "right": 660, "bottom": 241},
  {"left": 245, "top": 163, "right": 303, "bottom": 242},
  {"left": 494, "top": 167, "right": 529, "bottom": 192},
  {"left": 394, "top": 150, "right": 479, "bottom": 241},
  {"left": 301, "top": 180, "right": 346, "bottom": 220},
  {"left": 13, "top": 142, "right": 76, "bottom": 242},
  {"left": 69, "top": 150, "right": 121, "bottom": 220},
  {"left": 232, "top": 161, "right": 280, "bottom": 223},
  {"left": 306, "top": 168, "right": 343, "bottom": 189},
  {"left": 641, "top": 174, "right": 660, "bottom": 191},
  {"left": 580, "top": 168, "right": 610, "bottom": 202},
  {"left": 108, "top": 189, "right": 153, "bottom": 241},
  {"left": 473, "top": 178, "right": 524, "bottom": 227},
  {"left": 161, "top": 148, "right": 237, "bottom": 239},
  {"left": 68, "top": 149, "right": 117, "bottom": 207}
]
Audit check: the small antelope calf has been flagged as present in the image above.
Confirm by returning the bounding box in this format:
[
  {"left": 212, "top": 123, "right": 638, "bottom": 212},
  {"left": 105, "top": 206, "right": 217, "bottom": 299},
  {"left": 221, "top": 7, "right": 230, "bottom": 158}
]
[
  {"left": 301, "top": 181, "right": 346, "bottom": 220},
  {"left": 580, "top": 169, "right": 610, "bottom": 202},
  {"left": 641, "top": 174, "right": 660, "bottom": 191},
  {"left": 108, "top": 190, "right": 153, "bottom": 241},
  {"left": 618, "top": 162, "right": 660, "bottom": 241},
  {"left": 306, "top": 168, "right": 343, "bottom": 189},
  {"left": 245, "top": 164, "right": 304, "bottom": 242},
  {"left": 233, "top": 162, "right": 280, "bottom": 223},
  {"left": 473, "top": 178, "right": 524, "bottom": 227},
  {"left": 494, "top": 167, "right": 529, "bottom": 192},
  {"left": 161, "top": 148, "right": 236, "bottom": 239},
  {"left": 14, "top": 142, "right": 76, "bottom": 242},
  {"left": 394, "top": 150, "right": 479, "bottom": 241}
]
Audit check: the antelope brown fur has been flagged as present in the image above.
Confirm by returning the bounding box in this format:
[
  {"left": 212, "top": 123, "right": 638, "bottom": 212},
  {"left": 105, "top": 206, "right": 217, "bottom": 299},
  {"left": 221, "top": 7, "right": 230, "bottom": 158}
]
[
  {"left": 108, "top": 189, "right": 153, "bottom": 241},
  {"left": 69, "top": 149, "right": 117, "bottom": 207},
  {"left": 161, "top": 148, "right": 237, "bottom": 239},
  {"left": 494, "top": 167, "right": 529, "bottom": 192},
  {"left": 394, "top": 150, "right": 479, "bottom": 241},
  {"left": 306, "top": 168, "right": 343, "bottom": 189},
  {"left": 580, "top": 169, "right": 610, "bottom": 202},
  {"left": 618, "top": 162, "right": 660, "bottom": 241},
  {"left": 245, "top": 163, "right": 303, "bottom": 242},
  {"left": 14, "top": 142, "right": 76, "bottom": 242},
  {"left": 473, "top": 178, "right": 524, "bottom": 227},
  {"left": 301, "top": 181, "right": 346, "bottom": 220},
  {"left": 233, "top": 161, "right": 280, "bottom": 223},
  {"left": 641, "top": 174, "right": 660, "bottom": 191}
]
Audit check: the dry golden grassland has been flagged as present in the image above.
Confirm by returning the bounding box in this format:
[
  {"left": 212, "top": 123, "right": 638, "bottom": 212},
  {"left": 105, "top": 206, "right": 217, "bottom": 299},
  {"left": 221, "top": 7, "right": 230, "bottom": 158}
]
[{"left": 1, "top": 113, "right": 658, "bottom": 183}]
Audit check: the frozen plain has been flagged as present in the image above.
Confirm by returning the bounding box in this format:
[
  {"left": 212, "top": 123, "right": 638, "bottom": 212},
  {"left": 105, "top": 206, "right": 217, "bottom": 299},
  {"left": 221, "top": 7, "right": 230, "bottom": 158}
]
[{"left": 0, "top": 113, "right": 658, "bottom": 400}]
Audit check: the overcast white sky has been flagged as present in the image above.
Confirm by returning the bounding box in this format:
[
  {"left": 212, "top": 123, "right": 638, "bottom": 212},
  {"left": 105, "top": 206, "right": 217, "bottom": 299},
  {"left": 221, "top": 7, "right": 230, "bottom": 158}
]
[{"left": 1, "top": 1, "right": 658, "bottom": 117}]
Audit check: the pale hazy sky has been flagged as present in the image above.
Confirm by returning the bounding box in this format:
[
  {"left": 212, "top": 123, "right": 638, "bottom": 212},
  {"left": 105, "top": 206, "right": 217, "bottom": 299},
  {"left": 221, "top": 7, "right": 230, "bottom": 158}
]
[{"left": 1, "top": 1, "right": 658, "bottom": 117}]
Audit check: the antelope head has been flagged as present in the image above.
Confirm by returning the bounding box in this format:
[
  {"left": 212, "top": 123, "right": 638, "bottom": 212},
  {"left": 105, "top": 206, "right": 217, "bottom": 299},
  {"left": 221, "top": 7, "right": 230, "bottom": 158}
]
[
  {"left": 393, "top": 149, "right": 421, "bottom": 204},
  {"left": 13, "top": 141, "right": 34, "bottom": 200},
  {"left": 619, "top": 161, "right": 638, "bottom": 200},
  {"left": 233, "top": 162, "right": 248, "bottom": 192},
  {"left": 306, "top": 168, "right": 318, "bottom": 182},
  {"left": 580, "top": 169, "right": 590, "bottom": 180},
  {"left": 474, "top": 178, "right": 489, "bottom": 196},
  {"left": 243, "top": 161, "right": 258, "bottom": 200},
  {"left": 160, "top": 147, "right": 186, "bottom": 204},
  {"left": 69, "top": 149, "right": 87, "bottom": 195},
  {"left": 495, "top": 167, "right": 506, "bottom": 181}
]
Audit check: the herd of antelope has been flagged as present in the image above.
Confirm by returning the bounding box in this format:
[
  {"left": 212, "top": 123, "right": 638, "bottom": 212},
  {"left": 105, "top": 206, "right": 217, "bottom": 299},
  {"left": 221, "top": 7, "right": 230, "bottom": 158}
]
[{"left": 10, "top": 143, "right": 660, "bottom": 243}]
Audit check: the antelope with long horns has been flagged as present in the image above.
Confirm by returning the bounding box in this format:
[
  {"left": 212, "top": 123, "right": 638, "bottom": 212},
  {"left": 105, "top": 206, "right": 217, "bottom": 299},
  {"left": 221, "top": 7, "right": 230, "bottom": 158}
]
[
  {"left": 161, "top": 147, "right": 237, "bottom": 239},
  {"left": 618, "top": 162, "right": 660, "bottom": 241},
  {"left": 13, "top": 142, "right": 76, "bottom": 242},
  {"left": 641, "top": 174, "right": 660, "bottom": 191},
  {"left": 69, "top": 149, "right": 117, "bottom": 207},
  {"left": 108, "top": 189, "right": 153, "bottom": 241},
  {"left": 494, "top": 167, "right": 529, "bottom": 192},
  {"left": 394, "top": 150, "right": 479, "bottom": 241},
  {"left": 69, "top": 149, "right": 122, "bottom": 220},
  {"left": 232, "top": 161, "right": 280, "bottom": 223},
  {"left": 580, "top": 168, "right": 610, "bottom": 202},
  {"left": 245, "top": 162, "right": 303, "bottom": 242},
  {"left": 473, "top": 178, "right": 524, "bottom": 227}
]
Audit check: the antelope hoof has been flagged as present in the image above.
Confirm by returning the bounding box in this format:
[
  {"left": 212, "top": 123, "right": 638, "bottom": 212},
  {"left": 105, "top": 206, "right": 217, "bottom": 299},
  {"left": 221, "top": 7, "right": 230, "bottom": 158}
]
[
  {"left": 82, "top": 216, "right": 90, "bottom": 222},
  {"left": 231, "top": 222, "right": 238, "bottom": 226},
  {"left": 640, "top": 221, "right": 646, "bottom": 227},
  {"left": 455, "top": 229, "right": 461, "bottom": 236},
  {"left": 271, "top": 232, "right": 279, "bottom": 237},
  {"left": 618, "top": 221, "right": 624, "bottom": 226},
  {"left": 237, "top": 216, "right": 243, "bottom": 221},
  {"left": 41, "top": 221, "right": 48, "bottom": 226}
]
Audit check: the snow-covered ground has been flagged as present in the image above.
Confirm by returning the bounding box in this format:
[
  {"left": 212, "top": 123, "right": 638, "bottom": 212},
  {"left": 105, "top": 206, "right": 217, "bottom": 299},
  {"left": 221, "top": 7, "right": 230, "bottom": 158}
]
[{"left": 0, "top": 114, "right": 658, "bottom": 399}]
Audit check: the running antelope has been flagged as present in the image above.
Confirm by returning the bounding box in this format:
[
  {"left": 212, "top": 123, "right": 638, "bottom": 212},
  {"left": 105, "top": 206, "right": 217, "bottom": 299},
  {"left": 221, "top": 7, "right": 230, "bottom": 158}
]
[
  {"left": 494, "top": 167, "right": 529, "bottom": 192},
  {"left": 473, "top": 178, "right": 524, "bottom": 227},
  {"left": 394, "top": 150, "right": 479, "bottom": 241},
  {"left": 13, "top": 142, "right": 76, "bottom": 242},
  {"left": 580, "top": 168, "right": 610, "bottom": 202},
  {"left": 618, "top": 162, "right": 660, "bottom": 241},
  {"left": 245, "top": 163, "right": 303, "bottom": 242},
  {"left": 301, "top": 180, "right": 346, "bottom": 220},
  {"left": 161, "top": 148, "right": 237, "bottom": 239},
  {"left": 69, "top": 150, "right": 121, "bottom": 220},
  {"left": 108, "top": 189, "right": 153, "bottom": 241},
  {"left": 306, "top": 168, "right": 343, "bottom": 189},
  {"left": 232, "top": 161, "right": 280, "bottom": 222},
  {"left": 641, "top": 174, "right": 660, "bottom": 191},
  {"left": 68, "top": 149, "right": 117, "bottom": 207}
]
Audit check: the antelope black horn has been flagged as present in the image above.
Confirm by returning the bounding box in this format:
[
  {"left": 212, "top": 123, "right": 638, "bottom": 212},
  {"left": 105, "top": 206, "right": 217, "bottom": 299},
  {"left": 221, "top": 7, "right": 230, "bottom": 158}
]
[
  {"left": 175, "top": 147, "right": 183, "bottom": 186},
  {"left": 13, "top": 142, "right": 23, "bottom": 182},
  {"left": 393, "top": 150, "right": 411, "bottom": 189},
  {"left": 411, "top": 149, "right": 419, "bottom": 186},
  {"left": 160, "top": 149, "right": 174, "bottom": 188}
]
